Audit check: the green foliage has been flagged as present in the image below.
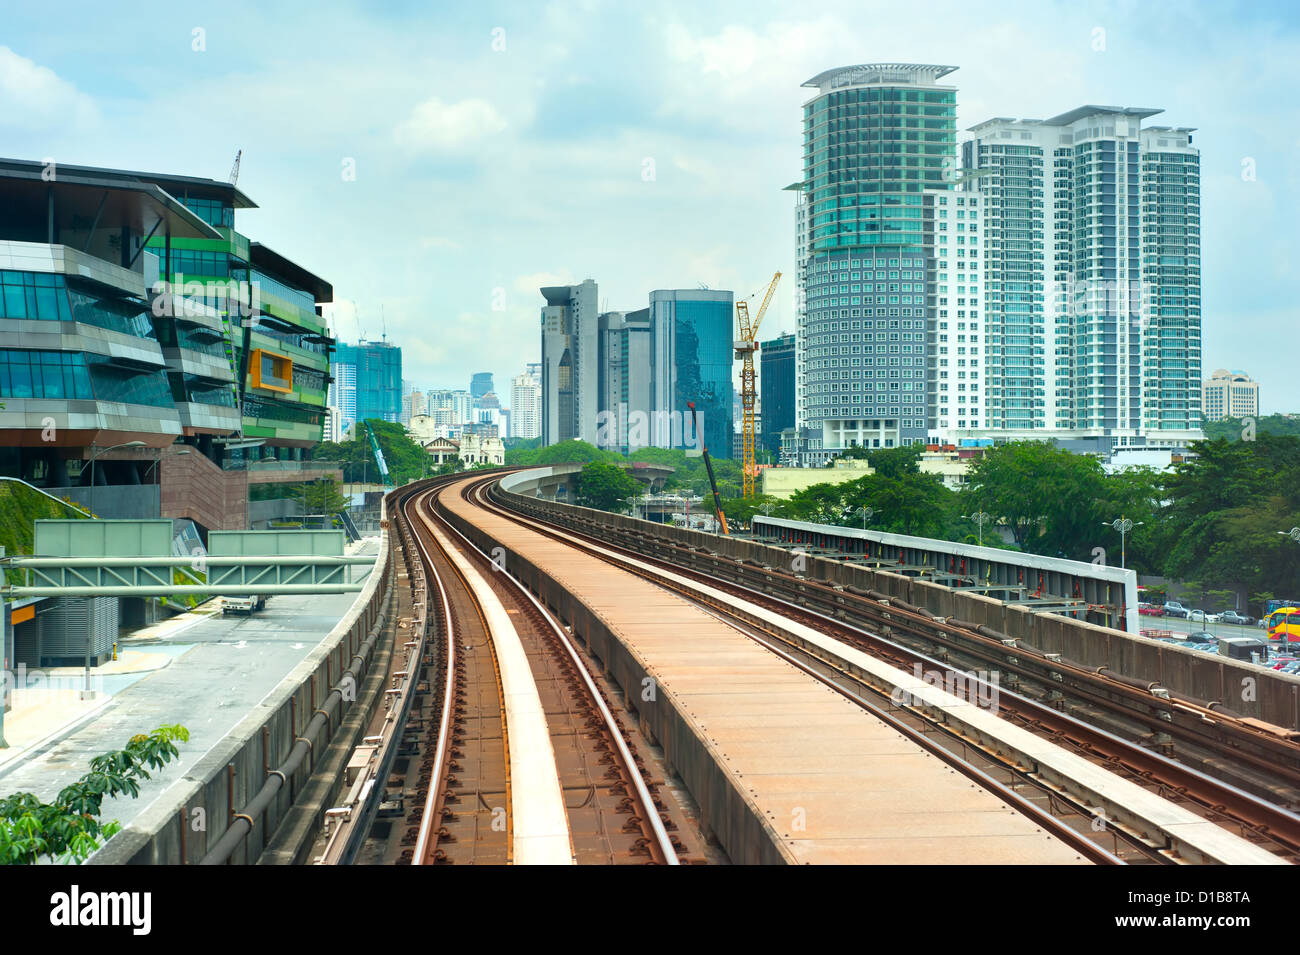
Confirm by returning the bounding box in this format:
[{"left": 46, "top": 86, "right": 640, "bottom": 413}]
[
  {"left": 316, "top": 419, "right": 432, "bottom": 485},
  {"left": 573, "top": 461, "right": 644, "bottom": 513},
  {"left": 833, "top": 443, "right": 923, "bottom": 479},
  {"left": 295, "top": 476, "right": 349, "bottom": 514},
  {"left": 1202, "top": 414, "right": 1300, "bottom": 442},
  {"left": 0, "top": 725, "right": 189, "bottom": 865},
  {"left": 1161, "top": 435, "right": 1300, "bottom": 603},
  {"left": 0, "top": 482, "right": 91, "bottom": 586},
  {"left": 504, "top": 436, "right": 542, "bottom": 452},
  {"left": 721, "top": 494, "right": 789, "bottom": 526},
  {"left": 504, "top": 439, "right": 622, "bottom": 468}
]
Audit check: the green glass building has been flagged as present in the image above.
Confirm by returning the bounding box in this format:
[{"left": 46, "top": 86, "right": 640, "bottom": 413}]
[
  {"left": 139, "top": 174, "right": 334, "bottom": 461},
  {"left": 797, "top": 64, "right": 958, "bottom": 449}
]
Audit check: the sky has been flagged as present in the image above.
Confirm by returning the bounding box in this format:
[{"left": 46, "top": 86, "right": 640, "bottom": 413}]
[{"left": 1, "top": 0, "right": 1297, "bottom": 412}]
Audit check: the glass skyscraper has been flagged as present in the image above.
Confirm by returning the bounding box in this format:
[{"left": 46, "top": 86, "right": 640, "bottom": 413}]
[
  {"left": 649, "top": 290, "right": 735, "bottom": 458},
  {"left": 796, "top": 64, "right": 958, "bottom": 449},
  {"left": 759, "top": 333, "right": 796, "bottom": 458},
  {"left": 332, "top": 340, "right": 402, "bottom": 429}
]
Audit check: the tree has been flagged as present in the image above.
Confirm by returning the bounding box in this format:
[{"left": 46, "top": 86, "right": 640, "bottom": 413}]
[
  {"left": 296, "top": 477, "right": 348, "bottom": 515},
  {"left": 837, "top": 471, "right": 948, "bottom": 537},
  {"left": 867, "top": 444, "right": 923, "bottom": 479},
  {"left": 0, "top": 725, "right": 189, "bottom": 864},
  {"left": 721, "top": 494, "right": 788, "bottom": 526},
  {"left": 573, "top": 462, "right": 643, "bottom": 513},
  {"left": 505, "top": 440, "right": 621, "bottom": 468},
  {"left": 1162, "top": 436, "right": 1300, "bottom": 601},
  {"left": 963, "top": 441, "right": 1106, "bottom": 558},
  {"left": 316, "top": 419, "right": 433, "bottom": 485}
]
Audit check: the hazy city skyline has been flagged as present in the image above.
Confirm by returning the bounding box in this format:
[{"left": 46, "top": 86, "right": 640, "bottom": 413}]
[{"left": 2, "top": 0, "right": 1295, "bottom": 411}]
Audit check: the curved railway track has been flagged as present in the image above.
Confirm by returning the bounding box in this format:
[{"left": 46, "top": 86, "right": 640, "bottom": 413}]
[
  {"left": 461, "top": 474, "right": 1300, "bottom": 865},
  {"left": 395, "top": 479, "right": 683, "bottom": 865}
]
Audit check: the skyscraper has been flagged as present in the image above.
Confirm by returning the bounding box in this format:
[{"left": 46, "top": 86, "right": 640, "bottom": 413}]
[
  {"left": 649, "top": 289, "right": 735, "bottom": 458},
  {"left": 540, "top": 279, "right": 598, "bottom": 445},
  {"left": 470, "top": 371, "right": 495, "bottom": 406},
  {"left": 596, "top": 308, "right": 653, "bottom": 453},
  {"left": 790, "top": 64, "right": 1203, "bottom": 458},
  {"left": 332, "top": 340, "right": 402, "bottom": 429},
  {"left": 760, "top": 333, "right": 796, "bottom": 458},
  {"left": 794, "top": 64, "right": 958, "bottom": 453},
  {"left": 961, "top": 107, "right": 1201, "bottom": 443},
  {"left": 510, "top": 363, "right": 542, "bottom": 440}
]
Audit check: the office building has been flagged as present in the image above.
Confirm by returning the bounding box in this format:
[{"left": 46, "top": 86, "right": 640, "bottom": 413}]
[
  {"left": 540, "top": 279, "right": 599, "bottom": 445},
  {"left": 539, "top": 282, "right": 734, "bottom": 455},
  {"left": 596, "top": 308, "right": 653, "bottom": 452},
  {"left": 1202, "top": 369, "right": 1259, "bottom": 421},
  {"left": 0, "top": 157, "right": 336, "bottom": 534},
  {"left": 510, "top": 363, "right": 542, "bottom": 440},
  {"left": 649, "top": 289, "right": 735, "bottom": 457},
  {"left": 793, "top": 64, "right": 957, "bottom": 454},
  {"left": 470, "top": 371, "right": 495, "bottom": 406},
  {"left": 332, "top": 339, "right": 402, "bottom": 429},
  {"left": 759, "top": 333, "right": 796, "bottom": 459}
]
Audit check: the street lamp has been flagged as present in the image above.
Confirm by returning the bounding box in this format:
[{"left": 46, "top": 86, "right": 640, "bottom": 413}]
[
  {"left": 1102, "top": 516, "right": 1144, "bottom": 570},
  {"left": 962, "top": 510, "right": 992, "bottom": 547},
  {"left": 1277, "top": 528, "right": 1300, "bottom": 543},
  {"left": 855, "top": 506, "right": 875, "bottom": 530},
  {"left": 87, "top": 441, "right": 146, "bottom": 518}
]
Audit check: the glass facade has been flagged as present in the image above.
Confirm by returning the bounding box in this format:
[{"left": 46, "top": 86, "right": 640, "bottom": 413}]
[
  {"left": 332, "top": 341, "right": 402, "bottom": 426},
  {"left": 759, "top": 333, "right": 796, "bottom": 456},
  {"left": 179, "top": 197, "right": 234, "bottom": 228},
  {"left": 804, "top": 83, "right": 957, "bottom": 251},
  {"left": 798, "top": 67, "right": 956, "bottom": 445},
  {"left": 0, "top": 270, "right": 156, "bottom": 340},
  {"left": 669, "top": 299, "right": 733, "bottom": 458},
  {"left": 0, "top": 348, "right": 172, "bottom": 406}
]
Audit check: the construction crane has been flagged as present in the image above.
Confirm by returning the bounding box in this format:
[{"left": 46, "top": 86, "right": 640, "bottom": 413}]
[
  {"left": 228, "top": 149, "right": 242, "bottom": 186},
  {"left": 687, "top": 401, "right": 728, "bottom": 535},
  {"left": 735, "top": 271, "right": 781, "bottom": 498},
  {"left": 363, "top": 420, "right": 394, "bottom": 487}
]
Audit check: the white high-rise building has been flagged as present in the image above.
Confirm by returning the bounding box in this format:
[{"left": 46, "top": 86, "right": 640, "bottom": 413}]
[
  {"left": 540, "top": 280, "right": 599, "bottom": 445},
  {"left": 510, "top": 363, "right": 542, "bottom": 440},
  {"left": 956, "top": 107, "right": 1202, "bottom": 446}
]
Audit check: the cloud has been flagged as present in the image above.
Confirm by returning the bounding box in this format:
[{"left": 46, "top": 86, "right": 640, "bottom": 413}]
[
  {"left": 513, "top": 271, "right": 579, "bottom": 296},
  {"left": 394, "top": 96, "right": 507, "bottom": 151},
  {"left": 0, "top": 46, "right": 98, "bottom": 130}
]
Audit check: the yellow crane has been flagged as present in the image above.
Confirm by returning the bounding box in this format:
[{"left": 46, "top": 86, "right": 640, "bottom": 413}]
[{"left": 735, "top": 271, "right": 781, "bottom": 498}]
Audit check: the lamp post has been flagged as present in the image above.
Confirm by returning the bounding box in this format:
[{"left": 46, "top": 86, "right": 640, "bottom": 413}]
[
  {"left": 87, "top": 441, "right": 146, "bottom": 517},
  {"left": 963, "top": 510, "right": 992, "bottom": 547},
  {"left": 856, "top": 506, "right": 875, "bottom": 530},
  {"left": 1102, "top": 516, "right": 1143, "bottom": 570}
]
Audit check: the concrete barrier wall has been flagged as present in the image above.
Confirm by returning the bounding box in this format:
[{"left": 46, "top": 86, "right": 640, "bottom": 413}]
[
  {"left": 88, "top": 527, "right": 392, "bottom": 865},
  {"left": 498, "top": 478, "right": 1300, "bottom": 730}
]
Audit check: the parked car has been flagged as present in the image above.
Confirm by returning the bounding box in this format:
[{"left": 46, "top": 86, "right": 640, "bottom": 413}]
[
  {"left": 1219, "top": 610, "right": 1255, "bottom": 626},
  {"left": 1138, "top": 603, "right": 1165, "bottom": 617},
  {"left": 1187, "top": 609, "right": 1220, "bottom": 623},
  {"left": 1163, "top": 601, "right": 1190, "bottom": 618}
]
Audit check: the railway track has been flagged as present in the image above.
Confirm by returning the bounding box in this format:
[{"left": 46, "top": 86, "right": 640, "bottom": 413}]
[
  {"left": 392, "top": 479, "right": 689, "bottom": 865},
  {"left": 466, "top": 475, "right": 1299, "bottom": 865}
]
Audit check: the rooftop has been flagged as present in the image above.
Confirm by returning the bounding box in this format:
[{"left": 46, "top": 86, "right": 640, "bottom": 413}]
[{"left": 802, "top": 63, "right": 958, "bottom": 92}]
